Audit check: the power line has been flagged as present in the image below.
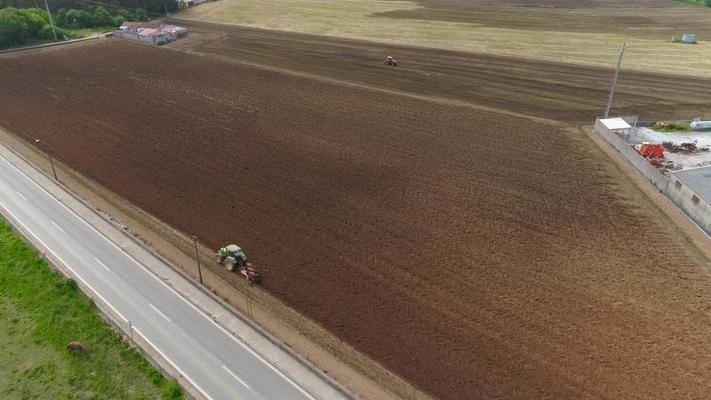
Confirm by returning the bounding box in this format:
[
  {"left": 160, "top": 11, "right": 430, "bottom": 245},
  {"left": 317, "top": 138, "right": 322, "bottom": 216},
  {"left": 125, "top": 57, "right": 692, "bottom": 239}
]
[
  {"left": 604, "top": 42, "right": 627, "bottom": 118},
  {"left": 43, "top": 0, "right": 58, "bottom": 41}
]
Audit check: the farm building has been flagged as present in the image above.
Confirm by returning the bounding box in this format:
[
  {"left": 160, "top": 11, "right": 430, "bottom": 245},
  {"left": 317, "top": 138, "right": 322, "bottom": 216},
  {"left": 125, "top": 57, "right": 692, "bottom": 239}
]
[
  {"left": 115, "top": 23, "right": 187, "bottom": 45},
  {"left": 682, "top": 33, "right": 697, "bottom": 43},
  {"left": 672, "top": 32, "right": 698, "bottom": 44},
  {"left": 667, "top": 166, "right": 711, "bottom": 235}
]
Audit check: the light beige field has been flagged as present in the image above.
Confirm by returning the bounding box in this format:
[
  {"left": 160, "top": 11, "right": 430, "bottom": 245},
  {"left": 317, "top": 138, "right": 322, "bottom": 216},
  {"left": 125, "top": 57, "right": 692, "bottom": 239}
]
[{"left": 179, "top": 0, "right": 711, "bottom": 77}]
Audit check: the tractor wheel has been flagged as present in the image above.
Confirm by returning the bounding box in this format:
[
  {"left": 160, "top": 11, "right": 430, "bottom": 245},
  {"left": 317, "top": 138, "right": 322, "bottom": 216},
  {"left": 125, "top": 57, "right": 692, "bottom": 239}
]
[
  {"left": 225, "top": 258, "right": 236, "bottom": 272},
  {"left": 214, "top": 255, "right": 222, "bottom": 263}
]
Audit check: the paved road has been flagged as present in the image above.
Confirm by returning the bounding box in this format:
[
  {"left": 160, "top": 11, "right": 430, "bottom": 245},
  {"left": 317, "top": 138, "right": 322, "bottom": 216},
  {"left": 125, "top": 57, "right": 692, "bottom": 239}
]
[{"left": 0, "top": 153, "right": 319, "bottom": 400}]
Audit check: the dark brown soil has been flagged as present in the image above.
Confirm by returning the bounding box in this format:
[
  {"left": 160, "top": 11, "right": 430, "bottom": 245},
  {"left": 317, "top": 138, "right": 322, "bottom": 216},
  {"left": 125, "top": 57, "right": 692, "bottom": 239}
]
[
  {"left": 401, "top": 0, "right": 686, "bottom": 9},
  {"left": 168, "top": 19, "right": 711, "bottom": 123},
  {"left": 2, "top": 39, "right": 711, "bottom": 400},
  {"left": 372, "top": 0, "right": 709, "bottom": 36}
]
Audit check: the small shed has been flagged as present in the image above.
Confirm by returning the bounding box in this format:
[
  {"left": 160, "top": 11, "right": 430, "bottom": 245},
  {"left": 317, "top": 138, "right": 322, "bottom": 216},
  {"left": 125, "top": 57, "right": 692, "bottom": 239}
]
[
  {"left": 161, "top": 25, "right": 188, "bottom": 40},
  {"left": 598, "top": 117, "right": 632, "bottom": 135},
  {"left": 119, "top": 21, "right": 142, "bottom": 31},
  {"left": 682, "top": 33, "right": 697, "bottom": 44},
  {"left": 691, "top": 120, "right": 711, "bottom": 130},
  {"left": 113, "top": 23, "right": 186, "bottom": 45}
]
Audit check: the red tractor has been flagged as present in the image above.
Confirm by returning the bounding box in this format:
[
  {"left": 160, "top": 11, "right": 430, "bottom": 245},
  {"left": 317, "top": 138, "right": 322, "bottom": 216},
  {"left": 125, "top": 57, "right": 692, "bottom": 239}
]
[{"left": 384, "top": 56, "right": 399, "bottom": 66}]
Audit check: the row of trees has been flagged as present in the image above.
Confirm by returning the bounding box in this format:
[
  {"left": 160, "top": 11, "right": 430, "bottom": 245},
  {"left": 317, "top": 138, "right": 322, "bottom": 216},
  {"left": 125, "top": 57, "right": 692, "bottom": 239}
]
[
  {"left": 0, "top": 0, "right": 176, "bottom": 17},
  {"left": 0, "top": 1, "right": 167, "bottom": 48},
  {"left": 0, "top": 7, "right": 69, "bottom": 48},
  {"left": 53, "top": 6, "right": 149, "bottom": 29}
]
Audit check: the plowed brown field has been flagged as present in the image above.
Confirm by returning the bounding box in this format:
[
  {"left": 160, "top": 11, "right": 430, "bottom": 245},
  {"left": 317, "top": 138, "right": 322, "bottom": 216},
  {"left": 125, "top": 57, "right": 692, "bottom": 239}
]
[
  {"left": 2, "top": 39, "right": 711, "bottom": 400},
  {"left": 168, "top": 19, "right": 711, "bottom": 123}
]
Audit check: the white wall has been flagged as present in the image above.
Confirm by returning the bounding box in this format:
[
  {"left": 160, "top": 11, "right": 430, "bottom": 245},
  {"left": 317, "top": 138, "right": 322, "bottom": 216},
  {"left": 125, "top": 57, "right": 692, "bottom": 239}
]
[
  {"left": 595, "top": 118, "right": 711, "bottom": 235},
  {"left": 594, "top": 118, "right": 668, "bottom": 191},
  {"left": 665, "top": 175, "right": 711, "bottom": 235}
]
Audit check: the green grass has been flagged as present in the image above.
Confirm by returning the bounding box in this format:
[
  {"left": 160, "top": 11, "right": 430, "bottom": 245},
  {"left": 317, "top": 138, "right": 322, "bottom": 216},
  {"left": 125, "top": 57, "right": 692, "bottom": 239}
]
[
  {"left": 178, "top": 0, "right": 711, "bottom": 78},
  {"left": 650, "top": 120, "right": 692, "bottom": 132},
  {"left": 68, "top": 26, "right": 116, "bottom": 38},
  {"left": 0, "top": 26, "right": 113, "bottom": 51},
  {"left": 676, "top": 0, "right": 709, "bottom": 6},
  {"left": 0, "top": 218, "right": 182, "bottom": 399}
]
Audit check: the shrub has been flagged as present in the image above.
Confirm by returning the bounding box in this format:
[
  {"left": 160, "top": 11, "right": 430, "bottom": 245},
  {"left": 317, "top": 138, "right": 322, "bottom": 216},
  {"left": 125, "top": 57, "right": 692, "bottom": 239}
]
[
  {"left": 112, "top": 15, "right": 125, "bottom": 27},
  {"left": 93, "top": 6, "right": 112, "bottom": 26},
  {"left": 134, "top": 8, "right": 149, "bottom": 21},
  {"left": 0, "top": 7, "right": 51, "bottom": 48},
  {"left": 652, "top": 120, "right": 691, "bottom": 132}
]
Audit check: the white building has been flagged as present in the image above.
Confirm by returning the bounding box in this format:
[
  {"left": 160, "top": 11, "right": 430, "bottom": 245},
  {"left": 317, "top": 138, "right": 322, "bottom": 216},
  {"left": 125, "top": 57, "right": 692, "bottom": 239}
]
[
  {"left": 115, "top": 22, "right": 186, "bottom": 45},
  {"left": 666, "top": 166, "right": 711, "bottom": 235}
]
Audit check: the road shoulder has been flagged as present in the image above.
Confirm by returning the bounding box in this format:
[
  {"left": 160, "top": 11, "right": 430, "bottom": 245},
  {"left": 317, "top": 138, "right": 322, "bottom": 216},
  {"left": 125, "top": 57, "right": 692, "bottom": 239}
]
[
  {"left": 0, "top": 140, "right": 360, "bottom": 400},
  {"left": 0, "top": 126, "right": 419, "bottom": 400}
]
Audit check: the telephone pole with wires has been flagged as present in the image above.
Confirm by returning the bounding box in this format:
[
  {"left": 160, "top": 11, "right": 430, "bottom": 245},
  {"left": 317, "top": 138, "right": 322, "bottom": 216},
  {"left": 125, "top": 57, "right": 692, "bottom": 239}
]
[
  {"left": 604, "top": 42, "right": 627, "bottom": 118},
  {"left": 43, "top": 0, "right": 58, "bottom": 41}
]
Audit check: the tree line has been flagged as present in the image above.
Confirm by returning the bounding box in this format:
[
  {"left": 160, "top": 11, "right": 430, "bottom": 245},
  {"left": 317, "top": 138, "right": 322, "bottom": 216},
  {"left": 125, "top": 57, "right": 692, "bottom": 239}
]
[
  {"left": 0, "top": 0, "right": 175, "bottom": 16},
  {"left": 0, "top": 0, "right": 176, "bottom": 48}
]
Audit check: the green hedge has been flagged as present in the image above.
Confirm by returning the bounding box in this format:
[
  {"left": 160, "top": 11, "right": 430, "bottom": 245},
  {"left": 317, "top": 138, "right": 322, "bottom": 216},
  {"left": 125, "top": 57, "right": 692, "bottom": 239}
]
[
  {"left": 0, "top": 7, "right": 72, "bottom": 48},
  {"left": 0, "top": 4, "right": 155, "bottom": 48}
]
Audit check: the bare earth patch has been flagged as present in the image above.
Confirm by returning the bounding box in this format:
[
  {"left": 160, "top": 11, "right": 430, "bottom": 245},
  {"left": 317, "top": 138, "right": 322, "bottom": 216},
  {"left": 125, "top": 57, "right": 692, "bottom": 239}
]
[
  {"left": 1, "top": 40, "right": 711, "bottom": 399},
  {"left": 177, "top": 0, "right": 711, "bottom": 77}
]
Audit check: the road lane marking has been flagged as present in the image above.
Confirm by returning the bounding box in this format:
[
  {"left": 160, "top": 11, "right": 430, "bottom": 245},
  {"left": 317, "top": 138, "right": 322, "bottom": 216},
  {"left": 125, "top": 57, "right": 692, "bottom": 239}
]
[
  {"left": 133, "top": 327, "right": 213, "bottom": 400},
  {"left": 1, "top": 158, "right": 214, "bottom": 400},
  {"left": 150, "top": 304, "right": 171, "bottom": 322},
  {"left": 222, "top": 365, "right": 251, "bottom": 389},
  {"left": 94, "top": 257, "right": 111, "bottom": 272},
  {"left": 0, "top": 154, "right": 320, "bottom": 400},
  {"left": 0, "top": 203, "right": 129, "bottom": 323},
  {"left": 15, "top": 191, "right": 26, "bottom": 200},
  {"left": 230, "top": 330, "right": 317, "bottom": 400},
  {"left": 50, "top": 220, "right": 64, "bottom": 232}
]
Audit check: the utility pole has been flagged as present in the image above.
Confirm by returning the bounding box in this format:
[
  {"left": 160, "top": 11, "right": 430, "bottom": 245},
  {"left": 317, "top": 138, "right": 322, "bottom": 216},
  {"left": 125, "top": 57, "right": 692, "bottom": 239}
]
[
  {"left": 193, "top": 236, "right": 203, "bottom": 284},
  {"left": 43, "top": 0, "right": 58, "bottom": 41},
  {"left": 35, "top": 139, "right": 58, "bottom": 181},
  {"left": 604, "top": 42, "right": 627, "bottom": 118}
]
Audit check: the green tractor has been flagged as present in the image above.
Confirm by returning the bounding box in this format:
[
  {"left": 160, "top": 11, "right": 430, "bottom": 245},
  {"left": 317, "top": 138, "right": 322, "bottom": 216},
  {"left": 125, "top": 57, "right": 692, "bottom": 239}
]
[{"left": 215, "top": 244, "right": 261, "bottom": 284}]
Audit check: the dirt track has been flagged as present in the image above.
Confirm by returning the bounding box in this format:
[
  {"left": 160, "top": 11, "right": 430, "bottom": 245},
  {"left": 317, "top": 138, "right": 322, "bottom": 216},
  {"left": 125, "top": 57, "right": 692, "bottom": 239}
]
[
  {"left": 168, "top": 19, "right": 711, "bottom": 123},
  {"left": 375, "top": 0, "right": 704, "bottom": 35},
  {"left": 418, "top": 0, "right": 683, "bottom": 7},
  {"left": 3, "top": 39, "right": 711, "bottom": 400}
]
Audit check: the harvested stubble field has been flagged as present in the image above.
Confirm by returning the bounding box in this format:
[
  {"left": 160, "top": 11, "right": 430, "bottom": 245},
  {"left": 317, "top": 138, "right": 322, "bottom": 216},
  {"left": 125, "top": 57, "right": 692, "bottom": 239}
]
[
  {"left": 2, "top": 39, "right": 711, "bottom": 400},
  {"left": 168, "top": 19, "right": 711, "bottom": 123},
  {"left": 179, "top": 0, "right": 711, "bottom": 77}
]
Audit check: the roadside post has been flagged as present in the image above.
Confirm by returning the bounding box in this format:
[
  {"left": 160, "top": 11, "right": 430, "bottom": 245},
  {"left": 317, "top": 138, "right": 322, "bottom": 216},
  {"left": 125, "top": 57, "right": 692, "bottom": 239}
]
[
  {"left": 34, "top": 139, "right": 58, "bottom": 181},
  {"left": 193, "top": 236, "right": 203, "bottom": 284}
]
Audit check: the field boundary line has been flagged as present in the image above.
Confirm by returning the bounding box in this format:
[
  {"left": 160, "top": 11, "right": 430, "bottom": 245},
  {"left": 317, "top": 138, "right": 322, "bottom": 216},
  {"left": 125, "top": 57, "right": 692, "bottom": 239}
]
[
  {"left": 161, "top": 40, "right": 562, "bottom": 127},
  {"left": 581, "top": 125, "right": 711, "bottom": 261},
  {"left": 0, "top": 140, "right": 361, "bottom": 400},
  {"left": 0, "top": 34, "right": 104, "bottom": 57},
  {"left": 0, "top": 184, "right": 207, "bottom": 400}
]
